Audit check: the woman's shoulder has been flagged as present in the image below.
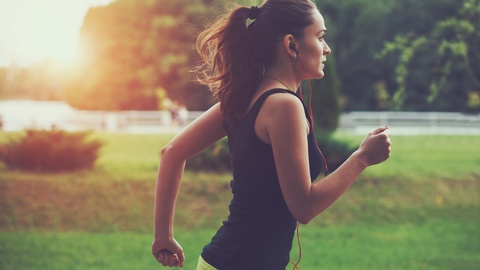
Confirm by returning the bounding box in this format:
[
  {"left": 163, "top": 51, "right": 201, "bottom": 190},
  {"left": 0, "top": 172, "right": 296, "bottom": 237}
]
[
  {"left": 255, "top": 90, "right": 306, "bottom": 130},
  {"left": 261, "top": 90, "right": 304, "bottom": 115},
  {"left": 254, "top": 89, "right": 309, "bottom": 145}
]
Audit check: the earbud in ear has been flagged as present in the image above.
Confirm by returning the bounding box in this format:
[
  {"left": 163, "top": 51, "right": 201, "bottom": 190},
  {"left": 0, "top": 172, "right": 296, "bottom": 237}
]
[{"left": 289, "top": 43, "right": 299, "bottom": 53}]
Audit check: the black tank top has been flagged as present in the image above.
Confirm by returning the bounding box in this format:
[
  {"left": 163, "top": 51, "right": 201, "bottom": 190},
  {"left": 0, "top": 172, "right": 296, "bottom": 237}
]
[{"left": 201, "top": 89, "right": 325, "bottom": 269}]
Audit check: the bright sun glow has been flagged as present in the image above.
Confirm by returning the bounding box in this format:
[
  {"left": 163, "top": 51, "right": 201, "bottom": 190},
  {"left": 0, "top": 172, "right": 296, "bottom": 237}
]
[{"left": 0, "top": 0, "right": 113, "bottom": 67}]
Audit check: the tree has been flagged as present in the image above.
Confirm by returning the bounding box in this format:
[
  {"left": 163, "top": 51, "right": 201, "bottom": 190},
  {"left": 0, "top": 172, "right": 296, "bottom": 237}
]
[
  {"left": 378, "top": 0, "right": 480, "bottom": 112},
  {"left": 318, "top": 0, "right": 473, "bottom": 112},
  {"left": 317, "top": 0, "right": 398, "bottom": 111},
  {"left": 64, "top": 0, "right": 215, "bottom": 111}
]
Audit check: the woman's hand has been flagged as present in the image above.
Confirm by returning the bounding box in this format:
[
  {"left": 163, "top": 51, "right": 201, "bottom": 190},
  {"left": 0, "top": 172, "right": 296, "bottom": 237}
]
[
  {"left": 152, "top": 237, "right": 185, "bottom": 267},
  {"left": 357, "top": 126, "right": 392, "bottom": 167}
]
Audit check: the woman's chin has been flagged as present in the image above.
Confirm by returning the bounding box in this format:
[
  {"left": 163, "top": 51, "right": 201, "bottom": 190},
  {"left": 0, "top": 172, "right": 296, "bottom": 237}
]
[
  {"left": 304, "top": 69, "right": 325, "bottom": 80},
  {"left": 313, "top": 71, "right": 325, "bottom": 79}
]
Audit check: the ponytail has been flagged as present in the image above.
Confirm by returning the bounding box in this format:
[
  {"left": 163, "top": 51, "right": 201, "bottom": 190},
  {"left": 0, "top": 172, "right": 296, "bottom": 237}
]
[
  {"left": 193, "top": 6, "right": 263, "bottom": 126},
  {"left": 193, "top": 0, "right": 316, "bottom": 126}
]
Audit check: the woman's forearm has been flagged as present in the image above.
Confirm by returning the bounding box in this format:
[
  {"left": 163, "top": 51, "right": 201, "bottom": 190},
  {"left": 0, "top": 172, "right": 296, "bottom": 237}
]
[
  {"left": 154, "top": 146, "right": 186, "bottom": 240},
  {"left": 307, "top": 150, "right": 367, "bottom": 219},
  {"left": 303, "top": 127, "right": 391, "bottom": 223},
  {"left": 152, "top": 103, "right": 227, "bottom": 240}
]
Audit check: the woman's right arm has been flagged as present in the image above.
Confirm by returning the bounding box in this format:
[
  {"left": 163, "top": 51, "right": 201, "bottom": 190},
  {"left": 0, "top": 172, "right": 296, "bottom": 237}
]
[
  {"left": 152, "top": 103, "right": 226, "bottom": 267},
  {"left": 262, "top": 94, "right": 391, "bottom": 225}
]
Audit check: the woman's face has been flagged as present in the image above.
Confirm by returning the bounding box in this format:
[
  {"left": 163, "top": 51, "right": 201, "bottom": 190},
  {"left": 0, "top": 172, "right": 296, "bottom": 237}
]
[{"left": 296, "top": 9, "right": 331, "bottom": 79}]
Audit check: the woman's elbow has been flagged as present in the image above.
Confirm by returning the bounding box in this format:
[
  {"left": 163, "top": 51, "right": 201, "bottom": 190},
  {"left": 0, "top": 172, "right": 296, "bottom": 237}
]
[
  {"left": 292, "top": 209, "right": 316, "bottom": 225},
  {"left": 160, "top": 143, "right": 186, "bottom": 163},
  {"left": 160, "top": 144, "right": 172, "bottom": 157}
]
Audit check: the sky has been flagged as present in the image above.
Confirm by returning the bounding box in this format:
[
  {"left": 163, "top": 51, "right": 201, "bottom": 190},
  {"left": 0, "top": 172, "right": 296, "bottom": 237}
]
[{"left": 0, "top": 0, "right": 114, "bottom": 67}]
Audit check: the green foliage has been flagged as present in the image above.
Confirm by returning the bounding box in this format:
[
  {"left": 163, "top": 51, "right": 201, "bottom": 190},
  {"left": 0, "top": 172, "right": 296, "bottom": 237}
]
[
  {"left": 317, "top": 0, "right": 398, "bottom": 111},
  {"left": 317, "top": 134, "right": 356, "bottom": 173},
  {"left": 378, "top": 35, "right": 428, "bottom": 110},
  {"left": 3, "top": 0, "right": 479, "bottom": 114},
  {"left": 318, "top": 0, "right": 479, "bottom": 112},
  {"left": 64, "top": 0, "right": 213, "bottom": 111},
  {"left": 373, "top": 80, "right": 390, "bottom": 110},
  {"left": 468, "top": 91, "right": 480, "bottom": 110},
  {"left": 377, "top": 0, "right": 480, "bottom": 112},
  {"left": 185, "top": 138, "right": 231, "bottom": 172},
  {"left": 0, "top": 129, "right": 102, "bottom": 171}
]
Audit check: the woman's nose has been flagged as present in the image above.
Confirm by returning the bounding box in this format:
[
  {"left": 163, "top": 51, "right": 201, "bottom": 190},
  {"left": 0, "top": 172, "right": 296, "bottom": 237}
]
[{"left": 324, "top": 42, "right": 332, "bottom": 55}]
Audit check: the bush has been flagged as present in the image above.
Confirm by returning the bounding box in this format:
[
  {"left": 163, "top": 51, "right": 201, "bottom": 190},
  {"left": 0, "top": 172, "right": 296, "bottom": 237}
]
[
  {"left": 317, "top": 133, "right": 356, "bottom": 173},
  {"left": 186, "top": 138, "right": 231, "bottom": 172},
  {"left": 0, "top": 129, "right": 103, "bottom": 171}
]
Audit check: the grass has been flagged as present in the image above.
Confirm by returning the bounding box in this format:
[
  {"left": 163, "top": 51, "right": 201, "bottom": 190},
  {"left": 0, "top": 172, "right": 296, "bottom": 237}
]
[
  {"left": 1, "top": 132, "right": 479, "bottom": 181},
  {"left": 94, "top": 132, "right": 480, "bottom": 182},
  {"left": 0, "top": 131, "right": 479, "bottom": 269},
  {"left": 1, "top": 220, "right": 478, "bottom": 270},
  {"left": 333, "top": 133, "right": 480, "bottom": 181},
  {"left": 92, "top": 132, "right": 174, "bottom": 181}
]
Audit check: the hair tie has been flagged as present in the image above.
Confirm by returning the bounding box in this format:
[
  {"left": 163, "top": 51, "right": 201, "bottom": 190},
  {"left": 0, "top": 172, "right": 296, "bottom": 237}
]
[{"left": 248, "top": 6, "right": 260, "bottom": 20}]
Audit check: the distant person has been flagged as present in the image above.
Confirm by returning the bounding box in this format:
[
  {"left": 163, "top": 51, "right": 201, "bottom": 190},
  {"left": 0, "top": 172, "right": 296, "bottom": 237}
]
[
  {"left": 177, "top": 103, "right": 188, "bottom": 126},
  {"left": 152, "top": 0, "right": 391, "bottom": 269},
  {"left": 168, "top": 102, "right": 180, "bottom": 126}
]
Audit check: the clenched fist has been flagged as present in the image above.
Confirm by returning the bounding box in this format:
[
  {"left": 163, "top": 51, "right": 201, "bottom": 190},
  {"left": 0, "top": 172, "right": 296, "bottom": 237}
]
[{"left": 357, "top": 126, "right": 392, "bottom": 167}]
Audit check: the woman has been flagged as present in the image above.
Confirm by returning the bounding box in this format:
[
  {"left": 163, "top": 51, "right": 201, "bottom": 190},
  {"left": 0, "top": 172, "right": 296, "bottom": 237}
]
[{"left": 152, "top": 0, "right": 391, "bottom": 269}]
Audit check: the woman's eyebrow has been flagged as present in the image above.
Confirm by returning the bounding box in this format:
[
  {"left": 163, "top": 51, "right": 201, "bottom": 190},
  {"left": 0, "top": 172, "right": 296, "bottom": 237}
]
[{"left": 317, "top": 29, "right": 327, "bottom": 35}]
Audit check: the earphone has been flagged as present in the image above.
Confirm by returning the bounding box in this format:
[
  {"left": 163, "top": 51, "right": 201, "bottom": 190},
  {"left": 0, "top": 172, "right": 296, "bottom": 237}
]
[
  {"left": 289, "top": 43, "right": 299, "bottom": 59},
  {"left": 289, "top": 43, "right": 299, "bottom": 53}
]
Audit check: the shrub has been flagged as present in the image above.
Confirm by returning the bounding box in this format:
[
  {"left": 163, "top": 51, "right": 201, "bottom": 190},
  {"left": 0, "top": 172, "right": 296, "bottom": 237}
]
[
  {"left": 317, "top": 133, "right": 356, "bottom": 173},
  {"left": 0, "top": 129, "right": 103, "bottom": 171},
  {"left": 186, "top": 138, "right": 231, "bottom": 172}
]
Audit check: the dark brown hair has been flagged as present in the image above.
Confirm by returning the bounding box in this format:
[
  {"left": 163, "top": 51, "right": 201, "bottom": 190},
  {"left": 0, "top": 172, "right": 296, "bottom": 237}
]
[{"left": 193, "top": 0, "right": 317, "bottom": 126}]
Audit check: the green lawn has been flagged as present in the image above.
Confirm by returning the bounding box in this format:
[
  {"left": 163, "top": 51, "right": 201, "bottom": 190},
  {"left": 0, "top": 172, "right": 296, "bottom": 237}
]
[
  {"left": 0, "top": 132, "right": 479, "bottom": 269},
  {"left": 1, "top": 132, "right": 479, "bottom": 181},
  {"left": 1, "top": 220, "right": 478, "bottom": 270},
  {"left": 333, "top": 133, "right": 480, "bottom": 181}
]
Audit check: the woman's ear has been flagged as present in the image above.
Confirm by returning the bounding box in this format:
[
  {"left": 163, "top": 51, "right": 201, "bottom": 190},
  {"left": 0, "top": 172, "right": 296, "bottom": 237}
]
[{"left": 283, "top": 34, "right": 298, "bottom": 59}]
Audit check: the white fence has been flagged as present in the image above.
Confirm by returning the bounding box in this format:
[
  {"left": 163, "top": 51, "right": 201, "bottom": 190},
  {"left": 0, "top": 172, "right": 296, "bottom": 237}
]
[
  {"left": 0, "top": 100, "right": 479, "bottom": 135},
  {"left": 60, "top": 110, "right": 204, "bottom": 133},
  {"left": 339, "top": 111, "right": 480, "bottom": 135}
]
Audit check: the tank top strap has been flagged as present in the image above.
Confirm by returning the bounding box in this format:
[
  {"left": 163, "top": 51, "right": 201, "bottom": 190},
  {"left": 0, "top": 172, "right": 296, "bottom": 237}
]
[
  {"left": 248, "top": 88, "right": 298, "bottom": 118},
  {"left": 247, "top": 88, "right": 310, "bottom": 126}
]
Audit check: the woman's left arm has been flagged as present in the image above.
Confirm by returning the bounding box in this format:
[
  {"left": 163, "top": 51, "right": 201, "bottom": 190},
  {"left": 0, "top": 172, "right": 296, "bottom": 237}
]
[{"left": 152, "top": 103, "right": 226, "bottom": 267}]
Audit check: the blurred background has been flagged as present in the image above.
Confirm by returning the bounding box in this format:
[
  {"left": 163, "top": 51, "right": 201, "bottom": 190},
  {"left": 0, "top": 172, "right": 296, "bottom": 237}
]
[
  {"left": 0, "top": 0, "right": 479, "bottom": 269},
  {"left": 0, "top": 0, "right": 479, "bottom": 132}
]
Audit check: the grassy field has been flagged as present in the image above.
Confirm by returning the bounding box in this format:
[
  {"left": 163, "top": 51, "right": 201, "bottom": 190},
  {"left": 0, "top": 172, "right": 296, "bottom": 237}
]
[
  {"left": 1, "top": 220, "right": 478, "bottom": 270},
  {"left": 0, "top": 132, "right": 479, "bottom": 269}
]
